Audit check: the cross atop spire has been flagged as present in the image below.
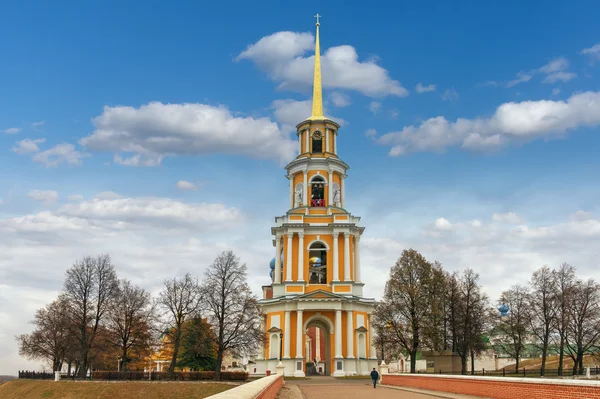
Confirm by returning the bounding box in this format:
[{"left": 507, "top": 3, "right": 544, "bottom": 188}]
[{"left": 309, "top": 15, "right": 324, "bottom": 120}]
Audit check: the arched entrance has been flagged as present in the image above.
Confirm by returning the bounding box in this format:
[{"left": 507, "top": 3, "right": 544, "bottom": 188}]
[{"left": 305, "top": 317, "right": 332, "bottom": 376}]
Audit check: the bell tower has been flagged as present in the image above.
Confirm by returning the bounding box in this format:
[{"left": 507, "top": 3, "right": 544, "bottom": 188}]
[{"left": 255, "top": 16, "right": 377, "bottom": 378}]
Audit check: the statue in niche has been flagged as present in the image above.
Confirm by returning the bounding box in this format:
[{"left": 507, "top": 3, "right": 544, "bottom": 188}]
[
  {"left": 294, "top": 184, "right": 303, "bottom": 207},
  {"left": 332, "top": 184, "right": 341, "bottom": 207}
]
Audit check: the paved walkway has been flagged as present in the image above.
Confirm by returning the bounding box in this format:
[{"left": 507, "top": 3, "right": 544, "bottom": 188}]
[{"left": 291, "top": 377, "right": 483, "bottom": 399}]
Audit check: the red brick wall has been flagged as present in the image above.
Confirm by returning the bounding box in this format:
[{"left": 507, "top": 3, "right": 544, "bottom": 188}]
[
  {"left": 382, "top": 374, "right": 600, "bottom": 399},
  {"left": 256, "top": 375, "right": 284, "bottom": 399}
]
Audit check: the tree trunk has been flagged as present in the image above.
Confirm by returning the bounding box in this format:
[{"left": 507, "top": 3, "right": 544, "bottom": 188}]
[
  {"left": 78, "top": 346, "right": 89, "bottom": 378},
  {"left": 122, "top": 346, "right": 128, "bottom": 372},
  {"left": 515, "top": 354, "right": 520, "bottom": 372},
  {"left": 460, "top": 354, "right": 467, "bottom": 375},
  {"left": 215, "top": 349, "right": 224, "bottom": 380},
  {"left": 558, "top": 335, "right": 564, "bottom": 376},
  {"left": 541, "top": 346, "right": 547, "bottom": 376},
  {"left": 169, "top": 337, "right": 181, "bottom": 373},
  {"left": 470, "top": 350, "right": 475, "bottom": 375}
]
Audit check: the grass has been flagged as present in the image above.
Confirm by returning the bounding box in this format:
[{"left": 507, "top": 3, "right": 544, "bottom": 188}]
[
  {"left": 503, "top": 354, "right": 598, "bottom": 372},
  {"left": 0, "top": 380, "right": 235, "bottom": 399}
]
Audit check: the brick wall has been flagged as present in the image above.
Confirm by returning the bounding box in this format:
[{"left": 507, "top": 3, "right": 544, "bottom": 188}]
[
  {"left": 256, "top": 375, "right": 284, "bottom": 399},
  {"left": 382, "top": 374, "right": 600, "bottom": 399}
]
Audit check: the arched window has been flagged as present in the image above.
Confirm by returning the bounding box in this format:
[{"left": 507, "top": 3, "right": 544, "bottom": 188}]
[
  {"left": 308, "top": 242, "right": 327, "bottom": 284},
  {"left": 270, "top": 333, "right": 280, "bottom": 359},
  {"left": 312, "top": 131, "right": 323, "bottom": 153},
  {"left": 311, "top": 176, "right": 325, "bottom": 207},
  {"left": 358, "top": 333, "right": 366, "bottom": 358}
]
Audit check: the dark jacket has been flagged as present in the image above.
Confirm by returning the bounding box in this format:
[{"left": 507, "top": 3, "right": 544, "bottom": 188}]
[{"left": 370, "top": 370, "right": 379, "bottom": 380}]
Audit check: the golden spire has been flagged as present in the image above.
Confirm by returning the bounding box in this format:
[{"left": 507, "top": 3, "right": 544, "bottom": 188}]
[{"left": 309, "top": 14, "right": 324, "bottom": 120}]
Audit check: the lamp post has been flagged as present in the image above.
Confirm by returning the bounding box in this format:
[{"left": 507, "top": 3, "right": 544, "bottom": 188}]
[{"left": 279, "top": 332, "right": 283, "bottom": 361}]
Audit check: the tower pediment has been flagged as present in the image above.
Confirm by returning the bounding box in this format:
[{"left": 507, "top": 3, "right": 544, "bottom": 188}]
[{"left": 297, "top": 289, "right": 345, "bottom": 300}]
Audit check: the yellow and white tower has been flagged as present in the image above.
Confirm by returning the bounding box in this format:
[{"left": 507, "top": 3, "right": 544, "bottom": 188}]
[{"left": 254, "top": 16, "right": 378, "bottom": 377}]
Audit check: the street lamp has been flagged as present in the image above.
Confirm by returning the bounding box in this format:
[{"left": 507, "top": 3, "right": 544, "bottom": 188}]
[{"left": 279, "top": 332, "right": 283, "bottom": 361}]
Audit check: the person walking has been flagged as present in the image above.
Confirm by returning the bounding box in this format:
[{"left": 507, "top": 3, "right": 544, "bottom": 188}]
[{"left": 370, "top": 367, "right": 379, "bottom": 388}]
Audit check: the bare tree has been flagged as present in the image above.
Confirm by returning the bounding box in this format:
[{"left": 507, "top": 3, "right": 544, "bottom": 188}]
[
  {"left": 449, "top": 269, "right": 488, "bottom": 375},
  {"left": 493, "top": 284, "right": 529, "bottom": 371},
  {"left": 527, "top": 265, "right": 558, "bottom": 376},
  {"left": 201, "top": 250, "right": 262, "bottom": 380},
  {"left": 157, "top": 273, "right": 202, "bottom": 373},
  {"left": 63, "top": 254, "right": 118, "bottom": 377},
  {"left": 378, "top": 249, "right": 433, "bottom": 373},
  {"left": 553, "top": 263, "right": 576, "bottom": 376},
  {"left": 16, "top": 295, "right": 74, "bottom": 371},
  {"left": 107, "top": 279, "right": 153, "bottom": 371},
  {"left": 565, "top": 278, "right": 600, "bottom": 374}
]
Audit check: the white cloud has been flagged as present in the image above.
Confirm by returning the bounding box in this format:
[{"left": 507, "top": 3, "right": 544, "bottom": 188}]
[
  {"left": 365, "top": 128, "right": 377, "bottom": 138},
  {"left": 12, "top": 138, "right": 46, "bottom": 154},
  {"left": 94, "top": 191, "right": 121, "bottom": 200},
  {"left": 67, "top": 195, "right": 84, "bottom": 202},
  {"left": 271, "top": 99, "right": 346, "bottom": 131},
  {"left": 492, "top": 212, "right": 522, "bottom": 224},
  {"left": 506, "top": 72, "right": 533, "bottom": 88},
  {"left": 582, "top": 43, "right": 600, "bottom": 61},
  {"left": 176, "top": 180, "right": 198, "bottom": 191},
  {"left": 330, "top": 91, "right": 351, "bottom": 107},
  {"left": 32, "top": 143, "right": 87, "bottom": 167},
  {"left": 441, "top": 88, "right": 459, "bottom": 102},
  {"left": 499, "top": 57, "right": 576, "bottom": 88},
  {"left": 552, "top": 88, "right": 561, "bottom": 95},
  {"left": 416, "top": 82, "right": 437, "bottom": 93},
  {"left": 362, "top": 211, "right": 600, "bottom": 304},
  {"left": 542, "top": 71, "right": 576, "bottom": 84},
  {"left": 377, "top": 91, "right": 600, "bottom": 156},
  {"left": 27, "top": 190, "right": 59, "bottom": 205},
  {"left": 3, "top": 127, "right": 21, "bottom": 134},
  {"left": 31, "top": 121, "right": 45, "bottom": 127},
  {"left": 80, "top": 102, "right": 296, "bottom": 166},
  {"left": 369, "top": 101, "right": 382, "bottom": 114},
  {"left": 57, "top": 197, "right": 241, "bottom": 229},
  {"left": 569, "top": 210, "right": 594, "bottom": 221},
  {"left": 237, "top": 31, "right": 408, "bottom": 97}
]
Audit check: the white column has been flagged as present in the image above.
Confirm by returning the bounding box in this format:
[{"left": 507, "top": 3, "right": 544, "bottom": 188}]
[
  {"left": 334, "top": 131, "right": 337, "bottom": 154},
  {"left": 328, "top": 170, "right": 333, "bottom": 205},
  {"left": 344, "top": 233, "right": 351, "bottom": 281},
  {"left": 296, "top": 310, "right": 303, "bottom": 358},
  {"left": 354, "top": 235, "right": 361, "bottom": 282},
  {"left": 341, "top": 175, "right": 345, "bottom": 208},
  {"left": 289, "top": 175, "right": 294, "bottom": 209},
  {"left": 305, "top": 129, "right": 309, "bottom": 153},
  {"left": 284, "top": 311, "right": 291, "bottom": 359},
  {"left": 303, "top": 170, "right": 308, "bottom": 206},
  {"left": 335, "top": 310, "right": 342, "bottom": 358},
  {"left": 297, "top": 233, "right": 305, "bottom": 282},
  {"left": 275, "top": 235, "right": 282, "bottom": 284},
  {"left": 298, "top": 132, "right": 302, "bottom": 154},
  {"left": 368, "top": 314, "right": 377, "bottom": 359},
  {"left": 332, "top": 233, "right": 339, "bottom": 281},
  {"left": 286, "top": 234, "right": 293, "bottom": 281},
  {"left": 347, "top": 311, "right": 354, "bottom": 358},
  {"left": 315, "top": 328, "right": 321, "bottom": 361},
  {"left": 326, "top": 128, "right": 330, "bottom": 152}
]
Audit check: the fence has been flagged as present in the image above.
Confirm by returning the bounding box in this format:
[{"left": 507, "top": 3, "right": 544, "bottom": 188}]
[
  {"left": 18, "top": 370, "right": 249, "bottom": 382},
  {"left": 416, "top": 367, "right": 600, "bottom": 378}
]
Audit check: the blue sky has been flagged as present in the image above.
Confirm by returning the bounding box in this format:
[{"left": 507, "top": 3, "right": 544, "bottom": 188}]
[{"left": 1, "top": 1, "right": 600, "bottom": 374}]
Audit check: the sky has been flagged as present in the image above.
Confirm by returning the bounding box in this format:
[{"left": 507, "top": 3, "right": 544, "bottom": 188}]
[{"left": 1, "top": 0, "right": 600, "bottom": 375}]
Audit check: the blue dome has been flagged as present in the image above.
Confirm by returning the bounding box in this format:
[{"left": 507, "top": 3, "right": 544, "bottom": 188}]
[
  {"left": 498, "top": 304, "right": 510, "bottom": 316},
  {"left": 270, "top": 253, "right": 284, "bottom": 270},
  {"left": 269, "top": 269, "right": 273, "bottom": 279}
]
